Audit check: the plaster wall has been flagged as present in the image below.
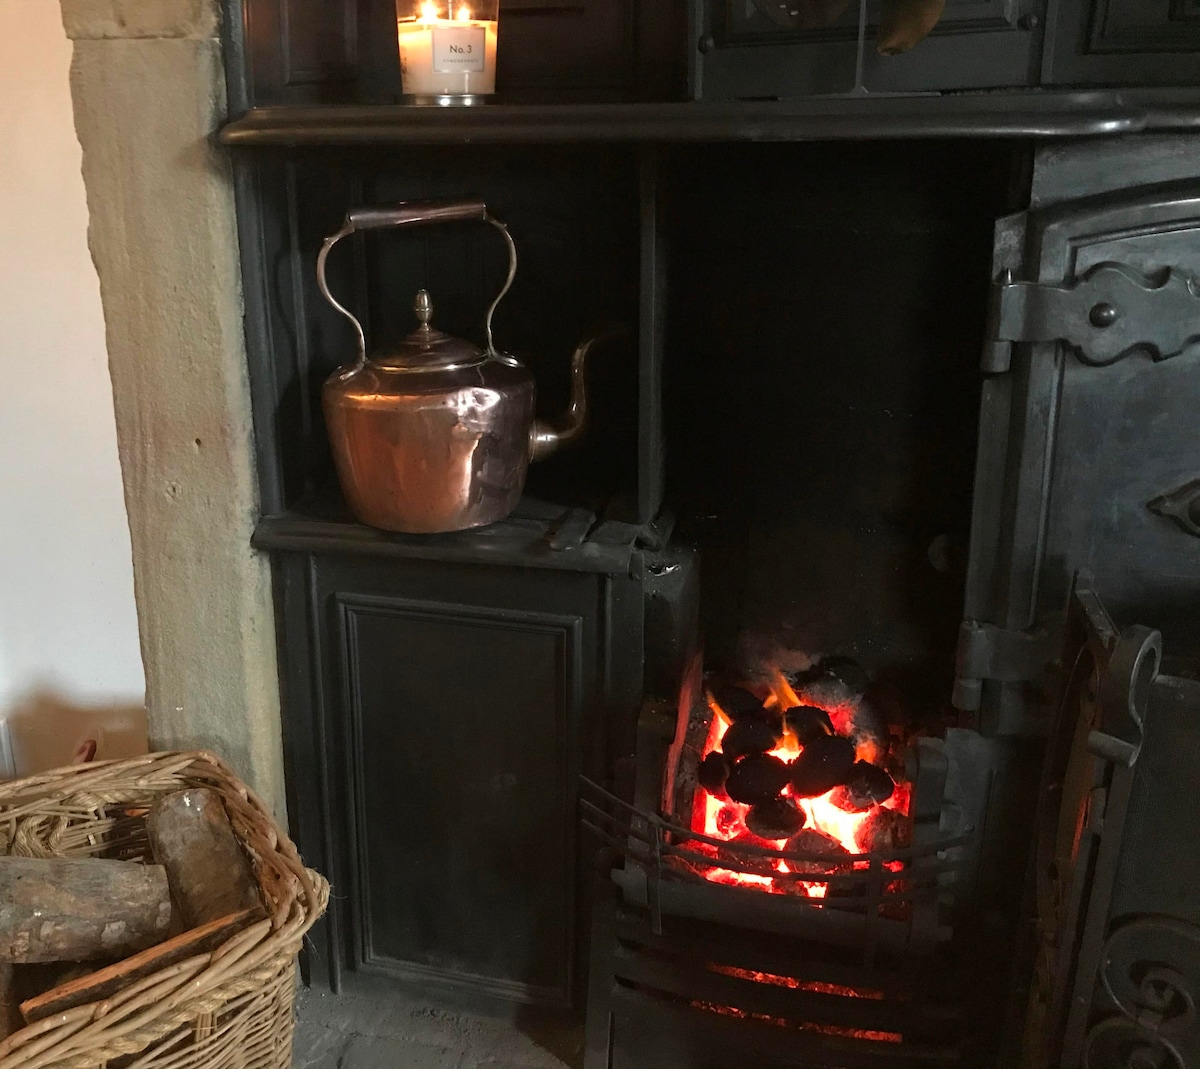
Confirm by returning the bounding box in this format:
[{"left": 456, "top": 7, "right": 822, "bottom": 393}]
[
  {"left": 60, "top": 0, "right": 286, "bottom": 816},
  {"left": 0, "top": 1, "right": 143, "bottom": 745}
]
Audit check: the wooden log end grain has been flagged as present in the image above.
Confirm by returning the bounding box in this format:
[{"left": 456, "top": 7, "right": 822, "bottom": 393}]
[{"left": 145, "top": 789, "right": 263, "bottom": 929}]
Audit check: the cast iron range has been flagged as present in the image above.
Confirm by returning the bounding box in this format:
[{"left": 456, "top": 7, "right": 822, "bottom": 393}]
[
  {"left": 581, "top": 650, "right": 1003, "bottom": 1068},
  {"left": 1017, "top": 578, "right": 1200, "bottom": 1069},
  {"left": 581, "top": 577, "right": 1200, "bottom": 1069}
]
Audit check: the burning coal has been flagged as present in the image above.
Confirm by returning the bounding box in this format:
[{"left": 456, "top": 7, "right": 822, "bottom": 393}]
[{"left": 693, "top": 659, "right": 911, "bottom": 898}]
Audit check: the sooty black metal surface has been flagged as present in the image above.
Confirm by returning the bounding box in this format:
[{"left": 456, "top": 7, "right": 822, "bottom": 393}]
[
  {"left": 584, "top": 884, "right": 969, "bottom": 1069},
  {"left": 579, "top": 692, "right": 1004, "bottom": 1068},
  {"left": 1015, "top": 579, "right": 1200, "bottom": 1069}
]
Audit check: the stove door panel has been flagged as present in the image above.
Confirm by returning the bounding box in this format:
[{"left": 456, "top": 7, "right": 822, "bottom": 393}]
[
  {"left": 339, "top": 593, "right": 581, "bottom": 1004},
  {"left": 1044, "top": 0, "right": 1200, "bottom": 87},
  {"left": 961, "top": 185, "right": 1200, "bottom": 734},
  {"left": 284, "top": 553, "right": 643, "bottom": 1004}
]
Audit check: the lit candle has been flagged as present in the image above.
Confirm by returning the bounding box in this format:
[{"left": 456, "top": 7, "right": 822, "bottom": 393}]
[{"left": 397, "top": 0, "right": 498, "bottom": 104}]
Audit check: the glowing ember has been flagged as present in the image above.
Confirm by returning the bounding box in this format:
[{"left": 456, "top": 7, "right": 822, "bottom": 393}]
[{"left": 695, "top": 669, "right": 910, "bottom": 898}]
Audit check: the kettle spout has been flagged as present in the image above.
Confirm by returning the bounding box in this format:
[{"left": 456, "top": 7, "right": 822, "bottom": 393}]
[{"left": 529, "top": 331, "right": 617, "bottom": 462}]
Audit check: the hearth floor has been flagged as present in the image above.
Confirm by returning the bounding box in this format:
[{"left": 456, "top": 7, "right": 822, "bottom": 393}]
[{"left": 292, "top": 986, "right": 582, "bottom": 1069}]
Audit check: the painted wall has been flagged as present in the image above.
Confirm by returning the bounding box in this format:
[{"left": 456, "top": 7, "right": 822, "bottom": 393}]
[{"left": 0, "top": 0, "right": 144, "bottom": 748}]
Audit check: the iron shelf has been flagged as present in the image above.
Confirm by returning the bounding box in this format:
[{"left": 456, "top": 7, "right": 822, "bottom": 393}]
[{"left": 219, "top": 91, "right": 1200, "bottom": 147}]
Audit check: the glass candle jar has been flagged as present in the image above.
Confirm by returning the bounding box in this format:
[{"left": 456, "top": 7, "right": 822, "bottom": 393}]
[{"left": 396, "top": 0, "right": 499, "bottom": 105}]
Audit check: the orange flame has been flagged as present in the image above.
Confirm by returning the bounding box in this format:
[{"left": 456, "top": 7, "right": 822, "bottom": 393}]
[{"left": 698, "top": 670, "right": 908, "bottom": 898}]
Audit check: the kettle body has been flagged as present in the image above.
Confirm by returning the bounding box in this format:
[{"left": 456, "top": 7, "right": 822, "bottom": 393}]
[
  {"left": 317, "top": 199, "right": 601, "bottom": 534},
  {"left": 323, "top": 356, "right": 535, "bottom": 534}
]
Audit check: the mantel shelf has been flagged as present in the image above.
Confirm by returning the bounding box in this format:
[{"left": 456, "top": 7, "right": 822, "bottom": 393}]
[{"left": 219, "top": 90, "right": 1200, "bottom": 147}]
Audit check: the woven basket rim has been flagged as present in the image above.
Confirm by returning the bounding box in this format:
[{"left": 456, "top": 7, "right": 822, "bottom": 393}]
[{"left": 0, "top": 750, "right": 328, "bottom": 1069}]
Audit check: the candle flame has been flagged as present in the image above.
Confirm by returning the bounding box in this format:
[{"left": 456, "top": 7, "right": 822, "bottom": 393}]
[
  {"left": 456, "top": 4, "right": 472, "bottom": 19},
  {"left": 419, "top": 1, "right": 441, "bottom": 21}
]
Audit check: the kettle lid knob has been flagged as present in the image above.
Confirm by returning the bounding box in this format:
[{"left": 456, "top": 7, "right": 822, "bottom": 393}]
[{"left": 414, "top": 289, "right": 433, "bottom": 326}]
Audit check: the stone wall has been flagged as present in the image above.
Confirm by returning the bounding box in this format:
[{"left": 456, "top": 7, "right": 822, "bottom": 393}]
[{"left": 60, "top": 0, "right": 286, "bottom": 817}]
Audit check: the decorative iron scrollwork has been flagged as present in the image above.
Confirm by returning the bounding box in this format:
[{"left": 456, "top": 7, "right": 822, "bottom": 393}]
[
  {"left": 1102, "top": 917, "right": 1200, "bottom": 1034},
  {"left": 1083, "top": 1017, "right": 1185, "bottom": 1069},
  {"left": 1148, "top": 479, "right": 1200, "bottom": 539},
  {"left": 1084, "top": 917, "right": 1200, "bottom": 1069}
]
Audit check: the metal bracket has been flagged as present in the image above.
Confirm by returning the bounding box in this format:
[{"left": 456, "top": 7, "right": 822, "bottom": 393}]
[
  {"left": 952, "top": 619, "right": 1059, "bottom": 711},
  {"left": 983, "top": 262, "right": 1200, "bottom": 374},
  {"left": 1148, "top": 478, "right": 1200, "bottom": 540}
]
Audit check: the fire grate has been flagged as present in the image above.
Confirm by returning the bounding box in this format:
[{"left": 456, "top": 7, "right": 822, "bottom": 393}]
[
  {"left": 580, "top": 696, "right": 995, "bottom": 1069},
  {"left": 583, "top": 881, "right": 971, "bottom": 1069},
  {"left": 581, "top": 775, "right": 975, "bottom": 961}
]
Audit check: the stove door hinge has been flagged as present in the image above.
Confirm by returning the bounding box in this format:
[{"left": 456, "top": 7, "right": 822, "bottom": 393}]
[
  {"left": 983, "top": 263, "right": 1200, "bottom": 374},
  {"left": 953, "top": 619, "right": 1060, "bottom": 711}
]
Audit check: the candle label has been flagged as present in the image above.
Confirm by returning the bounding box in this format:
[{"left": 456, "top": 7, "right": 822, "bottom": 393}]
[{"left": 432, "top": 26, "right": 487, "bottom": 73}]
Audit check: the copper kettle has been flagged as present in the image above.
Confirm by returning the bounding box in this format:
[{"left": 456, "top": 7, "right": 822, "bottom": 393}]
[{"left": 318, "top": 199, "right": 606, "bottom": 534}]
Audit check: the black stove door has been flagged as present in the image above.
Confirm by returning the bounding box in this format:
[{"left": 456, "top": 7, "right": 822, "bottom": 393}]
[{"left": 957, "top": 176, "right": 1200, "bottom": 737}]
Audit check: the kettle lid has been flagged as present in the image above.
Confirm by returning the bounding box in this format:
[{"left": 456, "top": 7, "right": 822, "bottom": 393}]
[{"left": 372, "top": 290, "right": 486, "bottom": 371}]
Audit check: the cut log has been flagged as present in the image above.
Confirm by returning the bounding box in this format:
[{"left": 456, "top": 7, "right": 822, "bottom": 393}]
[
  {"left": 0, "top": 857, "right": 172, "bottom": 963},
  {"left": 145, "top": 789, "right": 262, "bottom": 927},
  {"left": 20, "top": 908, "right": 259, "bottom": 1024}
]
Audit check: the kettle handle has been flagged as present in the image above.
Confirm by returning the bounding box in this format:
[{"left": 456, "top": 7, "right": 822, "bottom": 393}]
[{"left": 315, "top": 198, "right": 518, "bottom": 365}]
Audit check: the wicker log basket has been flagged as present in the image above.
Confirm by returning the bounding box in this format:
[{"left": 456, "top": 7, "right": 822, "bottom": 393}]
[{"left": 0, "top": 751, "right": 329, "bottom": 1069}]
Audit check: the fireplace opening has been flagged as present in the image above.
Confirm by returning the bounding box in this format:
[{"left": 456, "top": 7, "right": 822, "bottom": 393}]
[
  {"left": 660, "top": 140, "right": 1023, "bottom": 687},
  {"left": 581, "top": 140, "right": 1038, "bottom": 1068},
  {"left": 650, "top": 139, "right": 1030, "bottom": 922}
]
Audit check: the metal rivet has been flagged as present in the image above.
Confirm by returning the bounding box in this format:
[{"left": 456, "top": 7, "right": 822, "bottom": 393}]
[
  {"left": 1090, "top": 302, "right": 1119, "bottom": 328},
  {"left": 698, "top": 34, "right": 716, "bottom": 53},
  {"left": 1017, "top": 13, "right": 1039, "bottom": 30}
]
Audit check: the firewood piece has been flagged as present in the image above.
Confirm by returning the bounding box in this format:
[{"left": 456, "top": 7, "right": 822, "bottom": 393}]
[
  {"left": 788, "top": 735, "right": 856, "bottom": 798},
  {"left": 726, "top": 754, "right": 790, "bottom": 806},
  {"left": 721, "top": 718, "right": 783, "bottom": 761},
  {"left": 745, "top": 798, "right": 806, "bottom": 841},
  {"left": 697, "top": 751, "right": 732, "bottom": 798},
  {"left": 830, "top": 761, "right": 896, "bottom": 812},
  {"left": 20, "top": 908, "right": 259, "bottom": 1024},
  {"left": 146, "top": 789, "right": 262, "bottom": 928},
  {"left": 0, "top": 857, "right": 172, "bottom": 963},
  {"left": 11, "top": 962, "right": 100, "bottom": 1016},
  {"left": 783, "top": 705, "right": 835, "bottom": 745}
]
